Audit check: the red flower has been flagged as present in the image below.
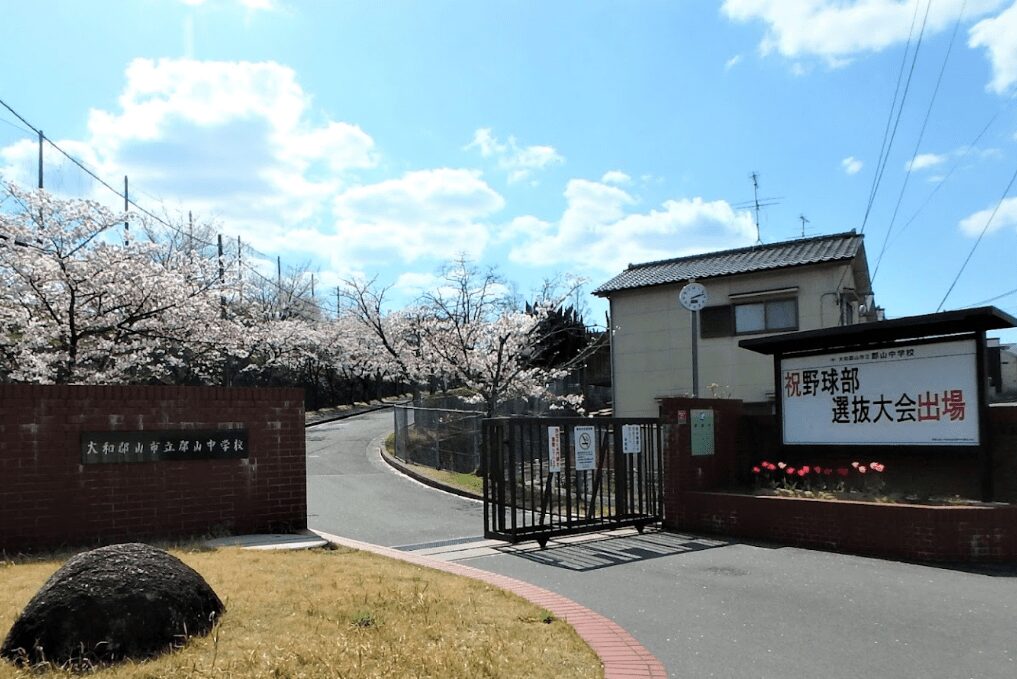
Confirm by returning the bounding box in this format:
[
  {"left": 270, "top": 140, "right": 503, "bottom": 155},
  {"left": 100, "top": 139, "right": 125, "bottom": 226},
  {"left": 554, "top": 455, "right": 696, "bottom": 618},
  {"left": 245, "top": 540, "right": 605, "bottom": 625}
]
[
  {"left": 823, "top": 469, "right": 833, "bottom": 476},
  {"left": 761, "top": 460, "right": 771, "bottom": 468},
  {"left": 786, "top": 467, "right": 796, "bottom": 475},
  {"left": 837, "top": 467, "right": 850, "bottom": 477},
  {"left": 851, "top": 461, "right": 860, "bottom": 469},
  {"left": 858, "top": 465, "right": 868, "bottom": 474},
  {"left": 870, "top": 462, "right": 885, "bottom": 472},
  {"left": 814, "top": 466, "right": 823, "bottom": 474},
  {"left": 752, "top": 466, "right": 761, "bottom": 474},
  {"left": 801, "top": 465, "right": 811, "bottom": 474}
]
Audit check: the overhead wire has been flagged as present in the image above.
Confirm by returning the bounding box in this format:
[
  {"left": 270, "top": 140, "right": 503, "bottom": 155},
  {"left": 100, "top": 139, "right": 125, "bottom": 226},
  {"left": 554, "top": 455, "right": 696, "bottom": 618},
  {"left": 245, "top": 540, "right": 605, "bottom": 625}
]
[
  {"left": 835, "top": 0, "right": 928, "bottom": 301},
  {"left": 872, "top": 0, "right": 966, "bottom": 283},
  {"left": 858, "top": 0, "right": 926, "bottom": 238},
  {"left": 888, "top": 99, "right": 1011, "bottom": 248},
  {"left": 0, "top": 94, "right": 321, "bottom": 311},
  {"left": 936, "top": 163, "right": 1017, "bottom": 312},
  {"left": 959, "top": 286, "right": 1017, "bottom": 308}
]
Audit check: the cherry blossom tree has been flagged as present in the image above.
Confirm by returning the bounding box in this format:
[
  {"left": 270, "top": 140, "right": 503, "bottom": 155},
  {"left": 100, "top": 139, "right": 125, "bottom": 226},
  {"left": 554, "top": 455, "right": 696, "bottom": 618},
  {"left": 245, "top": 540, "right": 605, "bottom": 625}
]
[
  {"left": 417, "top": 258, "right": 584, "bottom": 417},
  {"left": 0, "top": 181, "right": 230, "bottom": 384}
]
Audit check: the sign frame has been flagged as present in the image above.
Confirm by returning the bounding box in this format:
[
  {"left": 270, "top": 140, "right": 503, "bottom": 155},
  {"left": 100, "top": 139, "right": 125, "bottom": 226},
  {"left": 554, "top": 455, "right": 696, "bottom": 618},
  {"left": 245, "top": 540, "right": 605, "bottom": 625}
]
[
  {"left": 779, "top": 337, "right": 981, "bottom": 447},
  {"left": 773, "top": 333, "right": 989, "bottom": 455},
  {"left": 573, "top": 425, "right": 597, "bottom": 471}
]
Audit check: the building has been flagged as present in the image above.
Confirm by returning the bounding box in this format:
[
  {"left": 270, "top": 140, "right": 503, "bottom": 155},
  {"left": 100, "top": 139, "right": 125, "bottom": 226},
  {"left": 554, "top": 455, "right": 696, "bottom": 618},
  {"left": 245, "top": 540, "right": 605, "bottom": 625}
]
[
  {"left": 988, "top": 339, "right": 1017, "bottom": 399},
  {"left": 594, "top": 231, "right": 878, "bottom": 416}
]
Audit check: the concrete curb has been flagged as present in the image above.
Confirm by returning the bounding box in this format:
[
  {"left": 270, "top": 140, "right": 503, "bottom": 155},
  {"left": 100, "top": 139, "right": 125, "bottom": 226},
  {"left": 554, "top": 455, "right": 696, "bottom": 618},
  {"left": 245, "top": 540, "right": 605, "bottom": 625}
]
[
  {"left": 304, "top": 398, "right": 410, "bottom": 428},
  {"left": 312, "top": 529, "right": 668, "bottom": 679},
  {"left": 378, "top": 443, "right": 484, "bottom": 502}
]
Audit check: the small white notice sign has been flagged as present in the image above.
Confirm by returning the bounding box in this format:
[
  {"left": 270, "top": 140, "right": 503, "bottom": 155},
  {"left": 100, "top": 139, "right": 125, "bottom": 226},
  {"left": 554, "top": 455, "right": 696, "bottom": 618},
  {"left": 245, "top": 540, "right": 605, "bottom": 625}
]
[
  {"left": 621, "top": 424, "right": 642, "bottom": 454},
  {"left": 574, "top": 426, "right": 597, "bottom": 471},
  {"left": 547, "top": 426, "right": 563, "bottom": 473}
]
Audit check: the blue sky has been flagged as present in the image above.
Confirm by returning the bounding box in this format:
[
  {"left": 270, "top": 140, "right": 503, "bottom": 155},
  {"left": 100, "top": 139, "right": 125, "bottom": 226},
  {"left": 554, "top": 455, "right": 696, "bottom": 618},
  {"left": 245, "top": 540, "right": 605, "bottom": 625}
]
[{"left": 2, "top": 0, "right": 1017, "bottom": 341}]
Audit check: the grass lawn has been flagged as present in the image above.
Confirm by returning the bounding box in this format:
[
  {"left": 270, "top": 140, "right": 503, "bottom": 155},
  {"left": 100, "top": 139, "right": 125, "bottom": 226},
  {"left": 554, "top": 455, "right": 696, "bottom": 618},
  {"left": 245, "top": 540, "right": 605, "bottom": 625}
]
[
  {"left": 0, "top": 546, "right": 601, "bottom": 678},
  {"left": 385, "top": 433, "right": 484, "bottom": 496}
]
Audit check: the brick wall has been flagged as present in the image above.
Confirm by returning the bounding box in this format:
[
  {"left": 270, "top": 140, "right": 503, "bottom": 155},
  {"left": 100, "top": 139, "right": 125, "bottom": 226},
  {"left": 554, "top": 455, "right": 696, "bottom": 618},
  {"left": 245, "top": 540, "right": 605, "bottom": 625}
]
[
  {"left": 670, "top": 491, "right": 1017, "bottom": 562},
  {"left": 659, "top": 397, "right": 1017, "bottom": 562},
  {"left": 0, "top": 384, "right": 306, "bottom": 552}
]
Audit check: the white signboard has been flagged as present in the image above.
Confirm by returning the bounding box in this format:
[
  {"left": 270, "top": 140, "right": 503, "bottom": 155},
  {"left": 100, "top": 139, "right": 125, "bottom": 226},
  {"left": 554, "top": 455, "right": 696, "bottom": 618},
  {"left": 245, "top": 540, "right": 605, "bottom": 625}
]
[
  {"left": 780, "top": 339, "right": 979, "bottom": 446},
  {"left": 547, "top": 426, "right": 563, "bottom": 473},
  {"left": 574, "top": 425, "right": 597, "bottom": 471},
  {"left": 621, "top": 425, "right": 642, "bottom": 454}
]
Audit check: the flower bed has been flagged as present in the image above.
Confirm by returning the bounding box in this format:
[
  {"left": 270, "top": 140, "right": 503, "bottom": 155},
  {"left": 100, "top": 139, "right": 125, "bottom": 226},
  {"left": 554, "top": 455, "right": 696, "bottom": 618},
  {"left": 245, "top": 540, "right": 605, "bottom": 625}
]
[{"left": 666, "top": 490, "right": 1017, "bottom": 563}]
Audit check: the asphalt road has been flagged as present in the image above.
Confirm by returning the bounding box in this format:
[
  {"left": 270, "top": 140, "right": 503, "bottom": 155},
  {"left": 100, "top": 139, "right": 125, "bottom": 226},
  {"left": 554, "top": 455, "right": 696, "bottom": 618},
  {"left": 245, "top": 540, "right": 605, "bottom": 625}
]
[
  {"left": 306, "top": 409, "right": 484, "bottom": 547},
  {"left": 307, "top": 410, "right": 1017, "bottom": 679}
]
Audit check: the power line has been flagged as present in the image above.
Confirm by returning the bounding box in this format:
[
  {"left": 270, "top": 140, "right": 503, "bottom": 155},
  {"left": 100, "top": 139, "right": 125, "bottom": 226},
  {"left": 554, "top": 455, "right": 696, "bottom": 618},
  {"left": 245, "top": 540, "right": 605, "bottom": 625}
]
[
  {"left": 835, "top": 0, "right": 929, "bottom": 303},
  {"left": 0, "top": 94, "right": 318, "bottom": 307},
  {"left": 0, "top": 114, "right": 33, "bottom": 136},
  {"left": 889, "top": 100, "right": 1011, "bottom": 248},
  {"left": 858, "top": 0, "right": 927, "bottom": 237},
  {"left": 960, "top": 286, "right": 1017, "bottom": 309},
  {"left": 872, "top": 0, "right": 966, "bottom": 284},
  {"left": 936, "top": 163, "right": 1017, "bottom": 312}
]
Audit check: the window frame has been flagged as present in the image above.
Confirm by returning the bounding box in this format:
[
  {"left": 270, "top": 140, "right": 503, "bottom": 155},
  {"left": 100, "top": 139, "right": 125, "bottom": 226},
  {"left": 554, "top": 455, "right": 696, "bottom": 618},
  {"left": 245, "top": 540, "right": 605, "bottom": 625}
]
[{"left": 732, "top": 297, "right": 799, "bottom": 336}]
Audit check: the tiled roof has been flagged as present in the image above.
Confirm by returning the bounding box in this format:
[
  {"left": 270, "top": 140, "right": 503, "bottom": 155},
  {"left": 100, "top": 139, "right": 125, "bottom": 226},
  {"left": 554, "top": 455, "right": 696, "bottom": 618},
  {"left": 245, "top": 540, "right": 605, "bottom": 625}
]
[{"left": 593, "top": 231, "right": 864, "bottom": 296}]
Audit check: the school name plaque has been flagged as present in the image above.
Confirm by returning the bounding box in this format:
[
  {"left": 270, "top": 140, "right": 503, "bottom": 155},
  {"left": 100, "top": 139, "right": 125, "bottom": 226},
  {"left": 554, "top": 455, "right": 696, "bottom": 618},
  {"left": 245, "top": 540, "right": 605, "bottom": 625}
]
[{"left": 81, "top": 430, "right": 249, "bottom": 464}]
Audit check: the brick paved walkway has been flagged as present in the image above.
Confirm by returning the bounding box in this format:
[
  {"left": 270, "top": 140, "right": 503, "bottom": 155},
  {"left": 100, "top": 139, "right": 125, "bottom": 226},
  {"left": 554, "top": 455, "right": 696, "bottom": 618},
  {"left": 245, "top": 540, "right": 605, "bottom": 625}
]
[{"left": 312, "top": 529, "right": 667, "bottom": 679}]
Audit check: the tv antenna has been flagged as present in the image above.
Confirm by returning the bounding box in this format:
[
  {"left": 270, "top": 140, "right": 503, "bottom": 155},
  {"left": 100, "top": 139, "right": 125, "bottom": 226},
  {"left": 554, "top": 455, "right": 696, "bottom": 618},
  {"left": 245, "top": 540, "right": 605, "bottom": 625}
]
[
  {"left": 799, "top": 214, "right": 810, "bottom": 238},
  {"left": 733, "top": 172, "right": 781, "bottom": 244}
]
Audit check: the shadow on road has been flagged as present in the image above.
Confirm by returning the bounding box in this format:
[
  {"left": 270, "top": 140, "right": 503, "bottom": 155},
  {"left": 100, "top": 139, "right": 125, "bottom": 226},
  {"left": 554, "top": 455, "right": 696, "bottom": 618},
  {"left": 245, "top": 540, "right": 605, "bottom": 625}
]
[{"left": 498, "top": 530, "right": 731, "bottom": 572}]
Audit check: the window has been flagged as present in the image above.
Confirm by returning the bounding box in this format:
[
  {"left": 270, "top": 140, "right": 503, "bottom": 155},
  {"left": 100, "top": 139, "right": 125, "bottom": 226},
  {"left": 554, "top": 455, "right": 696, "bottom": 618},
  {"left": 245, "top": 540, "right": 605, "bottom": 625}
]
[
  {"left": 700, "top": 305, "right": 733, "bottom": 338},
  {"left": 734, "top": 298, "right": 797, "bottom": 334},
  {"left": 698, "top": 297, "right": 798, "bottom": 338}
]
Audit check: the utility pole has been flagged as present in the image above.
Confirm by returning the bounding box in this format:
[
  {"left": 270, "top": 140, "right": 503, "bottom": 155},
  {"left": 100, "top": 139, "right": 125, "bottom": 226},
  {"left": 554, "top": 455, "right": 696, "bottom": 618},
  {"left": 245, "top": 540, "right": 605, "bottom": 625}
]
[
  {"left": 123, "top": 176, "right": 129, "bottom": 243},
  {"left": 217, "top": 234, "right": 226, "bottom": 319},
  {"left": 237, "top": 235, "right": 243, "bottom": 304},
  {"left": 37, "top": 130, "right": 44, "bottom": 227},
  {"left": 37, "top": 130, "right": 43, "bottom": 189}
]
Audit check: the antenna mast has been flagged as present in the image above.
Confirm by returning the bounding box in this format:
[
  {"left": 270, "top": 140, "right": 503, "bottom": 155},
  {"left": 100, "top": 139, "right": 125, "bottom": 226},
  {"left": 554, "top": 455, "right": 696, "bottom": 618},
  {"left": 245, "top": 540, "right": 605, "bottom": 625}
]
[
  {"left": 751, "top": 172, "right": 762, "bottom": 244},
  {"left": 799, "top": 214, "right": 809, "bottom": 238}
]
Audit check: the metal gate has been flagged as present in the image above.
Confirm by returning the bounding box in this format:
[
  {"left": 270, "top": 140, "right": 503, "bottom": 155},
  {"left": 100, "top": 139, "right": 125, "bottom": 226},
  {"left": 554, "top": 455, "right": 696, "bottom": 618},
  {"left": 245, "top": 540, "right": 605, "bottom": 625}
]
[{"left": 482, "top": 417, "right": 664, "bottom": 547}]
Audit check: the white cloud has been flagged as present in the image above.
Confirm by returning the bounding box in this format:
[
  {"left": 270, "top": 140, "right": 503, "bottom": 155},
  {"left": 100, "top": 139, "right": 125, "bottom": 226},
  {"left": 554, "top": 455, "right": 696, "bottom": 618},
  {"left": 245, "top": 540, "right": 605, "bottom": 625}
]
[
  {"left": 969, "top": 2, "right": 1017, "bottom": 93},
  {"left": 393, "top": 271, "right": 443, "bottom": 297},
  {"left": 841, "top": 156, "right": 863, "bottom": 175},
  {"left": 331, "top": 168, "right": 504, "bottom": 263},
  {"left": 722, "top": 0, "right": 1006, "bottom": 64},
  {"left": 0, "top": 58, "right": 377, "bottom": 252},
  {"left": 725, "top": 54, "right": 743, "bottom": 70},
  {"left": 907, "top": 152, "right": 948, "bottom": 171},
  {"left": 507, "top": 178, "right": 756, "bottom": 273},
  {"left": 958, "top": 196, "right": 1017, "bottom": 236},
  {"left": 465, "top": 128, "right": 564, "bottom": 183},
  {"left": 179, "top": 0, "right": 279, "bottom": 9},
  {"left": 600, "top": 170, "right": 632, "bottom": 185}
]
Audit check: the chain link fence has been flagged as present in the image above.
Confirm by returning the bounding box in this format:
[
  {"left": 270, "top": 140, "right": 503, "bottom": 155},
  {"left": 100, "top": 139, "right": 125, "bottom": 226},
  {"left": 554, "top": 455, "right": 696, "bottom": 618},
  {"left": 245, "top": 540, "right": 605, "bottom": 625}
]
[{"left": 393, "top": 404, "right": 484, "bottom": 473}]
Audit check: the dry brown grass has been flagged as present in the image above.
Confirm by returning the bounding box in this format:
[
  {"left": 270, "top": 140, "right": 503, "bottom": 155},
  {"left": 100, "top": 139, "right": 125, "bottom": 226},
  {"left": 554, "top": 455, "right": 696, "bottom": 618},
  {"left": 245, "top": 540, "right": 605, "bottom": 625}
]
[{"left": 0, "top": 546, "right": 601, "bottom": 678}]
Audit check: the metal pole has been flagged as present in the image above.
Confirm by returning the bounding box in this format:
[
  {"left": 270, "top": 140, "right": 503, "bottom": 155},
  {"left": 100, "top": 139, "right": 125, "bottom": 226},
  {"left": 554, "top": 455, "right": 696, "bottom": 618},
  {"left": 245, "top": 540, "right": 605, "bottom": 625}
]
[
  {"left": 123, "top": 176, "right": 129, "bottom": 242},
  {"left": 217, "top": 234, "right": 226, "bottom": 319},
  {"left": 237, "top": 235, "right": 243, "bottom": 304},
  {"left": 691, "top": 309, "right": 700, "bottom": 398},
  {"left": 37, "top": 130, "right": 43, "bottom": 189}
]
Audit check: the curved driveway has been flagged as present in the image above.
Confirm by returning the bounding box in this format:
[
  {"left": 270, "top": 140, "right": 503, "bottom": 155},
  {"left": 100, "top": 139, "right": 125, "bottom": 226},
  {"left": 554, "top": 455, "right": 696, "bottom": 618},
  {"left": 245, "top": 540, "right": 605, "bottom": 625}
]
[
  {"left": 307, "top": 410, "right": 483, "bottom": 547},
  {"left": 308, "top": 409, "right": 1017, "bottom": 679}
]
